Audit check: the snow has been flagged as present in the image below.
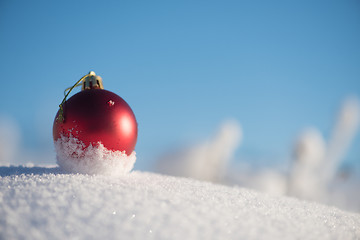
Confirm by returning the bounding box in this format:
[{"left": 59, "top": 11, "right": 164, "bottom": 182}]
[
  {"left": 1, "top": 166, "right": 359, "bottom": 240},
  {"left": 55, "top": 135, "right": 136, "bottom": 175}
]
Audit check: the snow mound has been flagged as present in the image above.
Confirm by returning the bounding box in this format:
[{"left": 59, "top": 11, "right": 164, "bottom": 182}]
[
  {"left": 1, "top": 166, "right": 359, "bottom": 240},
  {"left": 54, "top": 135, "right": 136, "bottom": 176}
]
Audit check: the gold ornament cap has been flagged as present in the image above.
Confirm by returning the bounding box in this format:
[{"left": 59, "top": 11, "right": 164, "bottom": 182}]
[{"left": 82, "top": 71, "right": 104, "bottom": 90}]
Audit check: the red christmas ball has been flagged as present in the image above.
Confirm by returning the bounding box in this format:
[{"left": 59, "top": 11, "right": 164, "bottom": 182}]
[{"left": 53, "top": 74, "right": 137, "bottom": 155}]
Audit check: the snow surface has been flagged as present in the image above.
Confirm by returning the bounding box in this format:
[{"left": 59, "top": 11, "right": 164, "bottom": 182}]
[{"left": 1, "top": 166, "right": 359, "bottom": 240}]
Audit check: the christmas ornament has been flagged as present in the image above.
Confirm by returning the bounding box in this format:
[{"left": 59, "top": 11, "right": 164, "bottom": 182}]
[{"left": 53, "top": 71, "right": 138, "bottom": 155}]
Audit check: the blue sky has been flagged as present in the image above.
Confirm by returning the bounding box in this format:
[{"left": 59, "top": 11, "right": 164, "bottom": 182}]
[{"left": 0, "top": 0, "right": 359, "bottom": 170}]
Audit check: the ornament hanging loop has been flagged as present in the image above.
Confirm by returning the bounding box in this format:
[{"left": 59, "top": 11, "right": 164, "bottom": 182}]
[
  {"left": 57, "top": 71, "right": 104, "bottom": 122},
  {"left": 81, "top": 71, "right": 104, "bottom": 90}
]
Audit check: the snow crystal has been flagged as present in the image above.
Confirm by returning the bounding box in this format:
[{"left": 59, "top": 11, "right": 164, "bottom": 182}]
[
  {"left": 54, "top": 135, "right": 136, "bottom": 176},
  {"left": 0, "top": 165, "right": 359, "bottom": 240}
]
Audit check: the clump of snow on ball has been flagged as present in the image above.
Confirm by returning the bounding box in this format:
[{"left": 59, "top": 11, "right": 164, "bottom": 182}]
[{"left": 55, "top": 135, "right": 136, "bottom": 176}]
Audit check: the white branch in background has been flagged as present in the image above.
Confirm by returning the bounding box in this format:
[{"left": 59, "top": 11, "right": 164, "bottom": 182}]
[
  {"left": 289, "top": 97, "right": 360, "bottom": 202},
  {"left": 288, "top": 128, "right": 327, "bottom": 201},
  {"left": 0, "top": 116, "right": 21, "bottom": 165},
  {"left": 323, "top": 97, "right": 360, "bottom": 183},
  {"left": 156, "top": 120, "right": 242, "bottom": 183}
]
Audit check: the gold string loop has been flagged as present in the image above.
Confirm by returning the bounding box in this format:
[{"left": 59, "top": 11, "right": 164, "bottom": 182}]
[{"left": 56, "top": 73, "right": 90, "bottom": 122}]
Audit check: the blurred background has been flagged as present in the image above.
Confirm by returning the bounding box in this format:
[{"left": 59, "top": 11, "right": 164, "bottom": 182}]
[{"left": 1, "top": 1, "right": 359, "bottom": 211}]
